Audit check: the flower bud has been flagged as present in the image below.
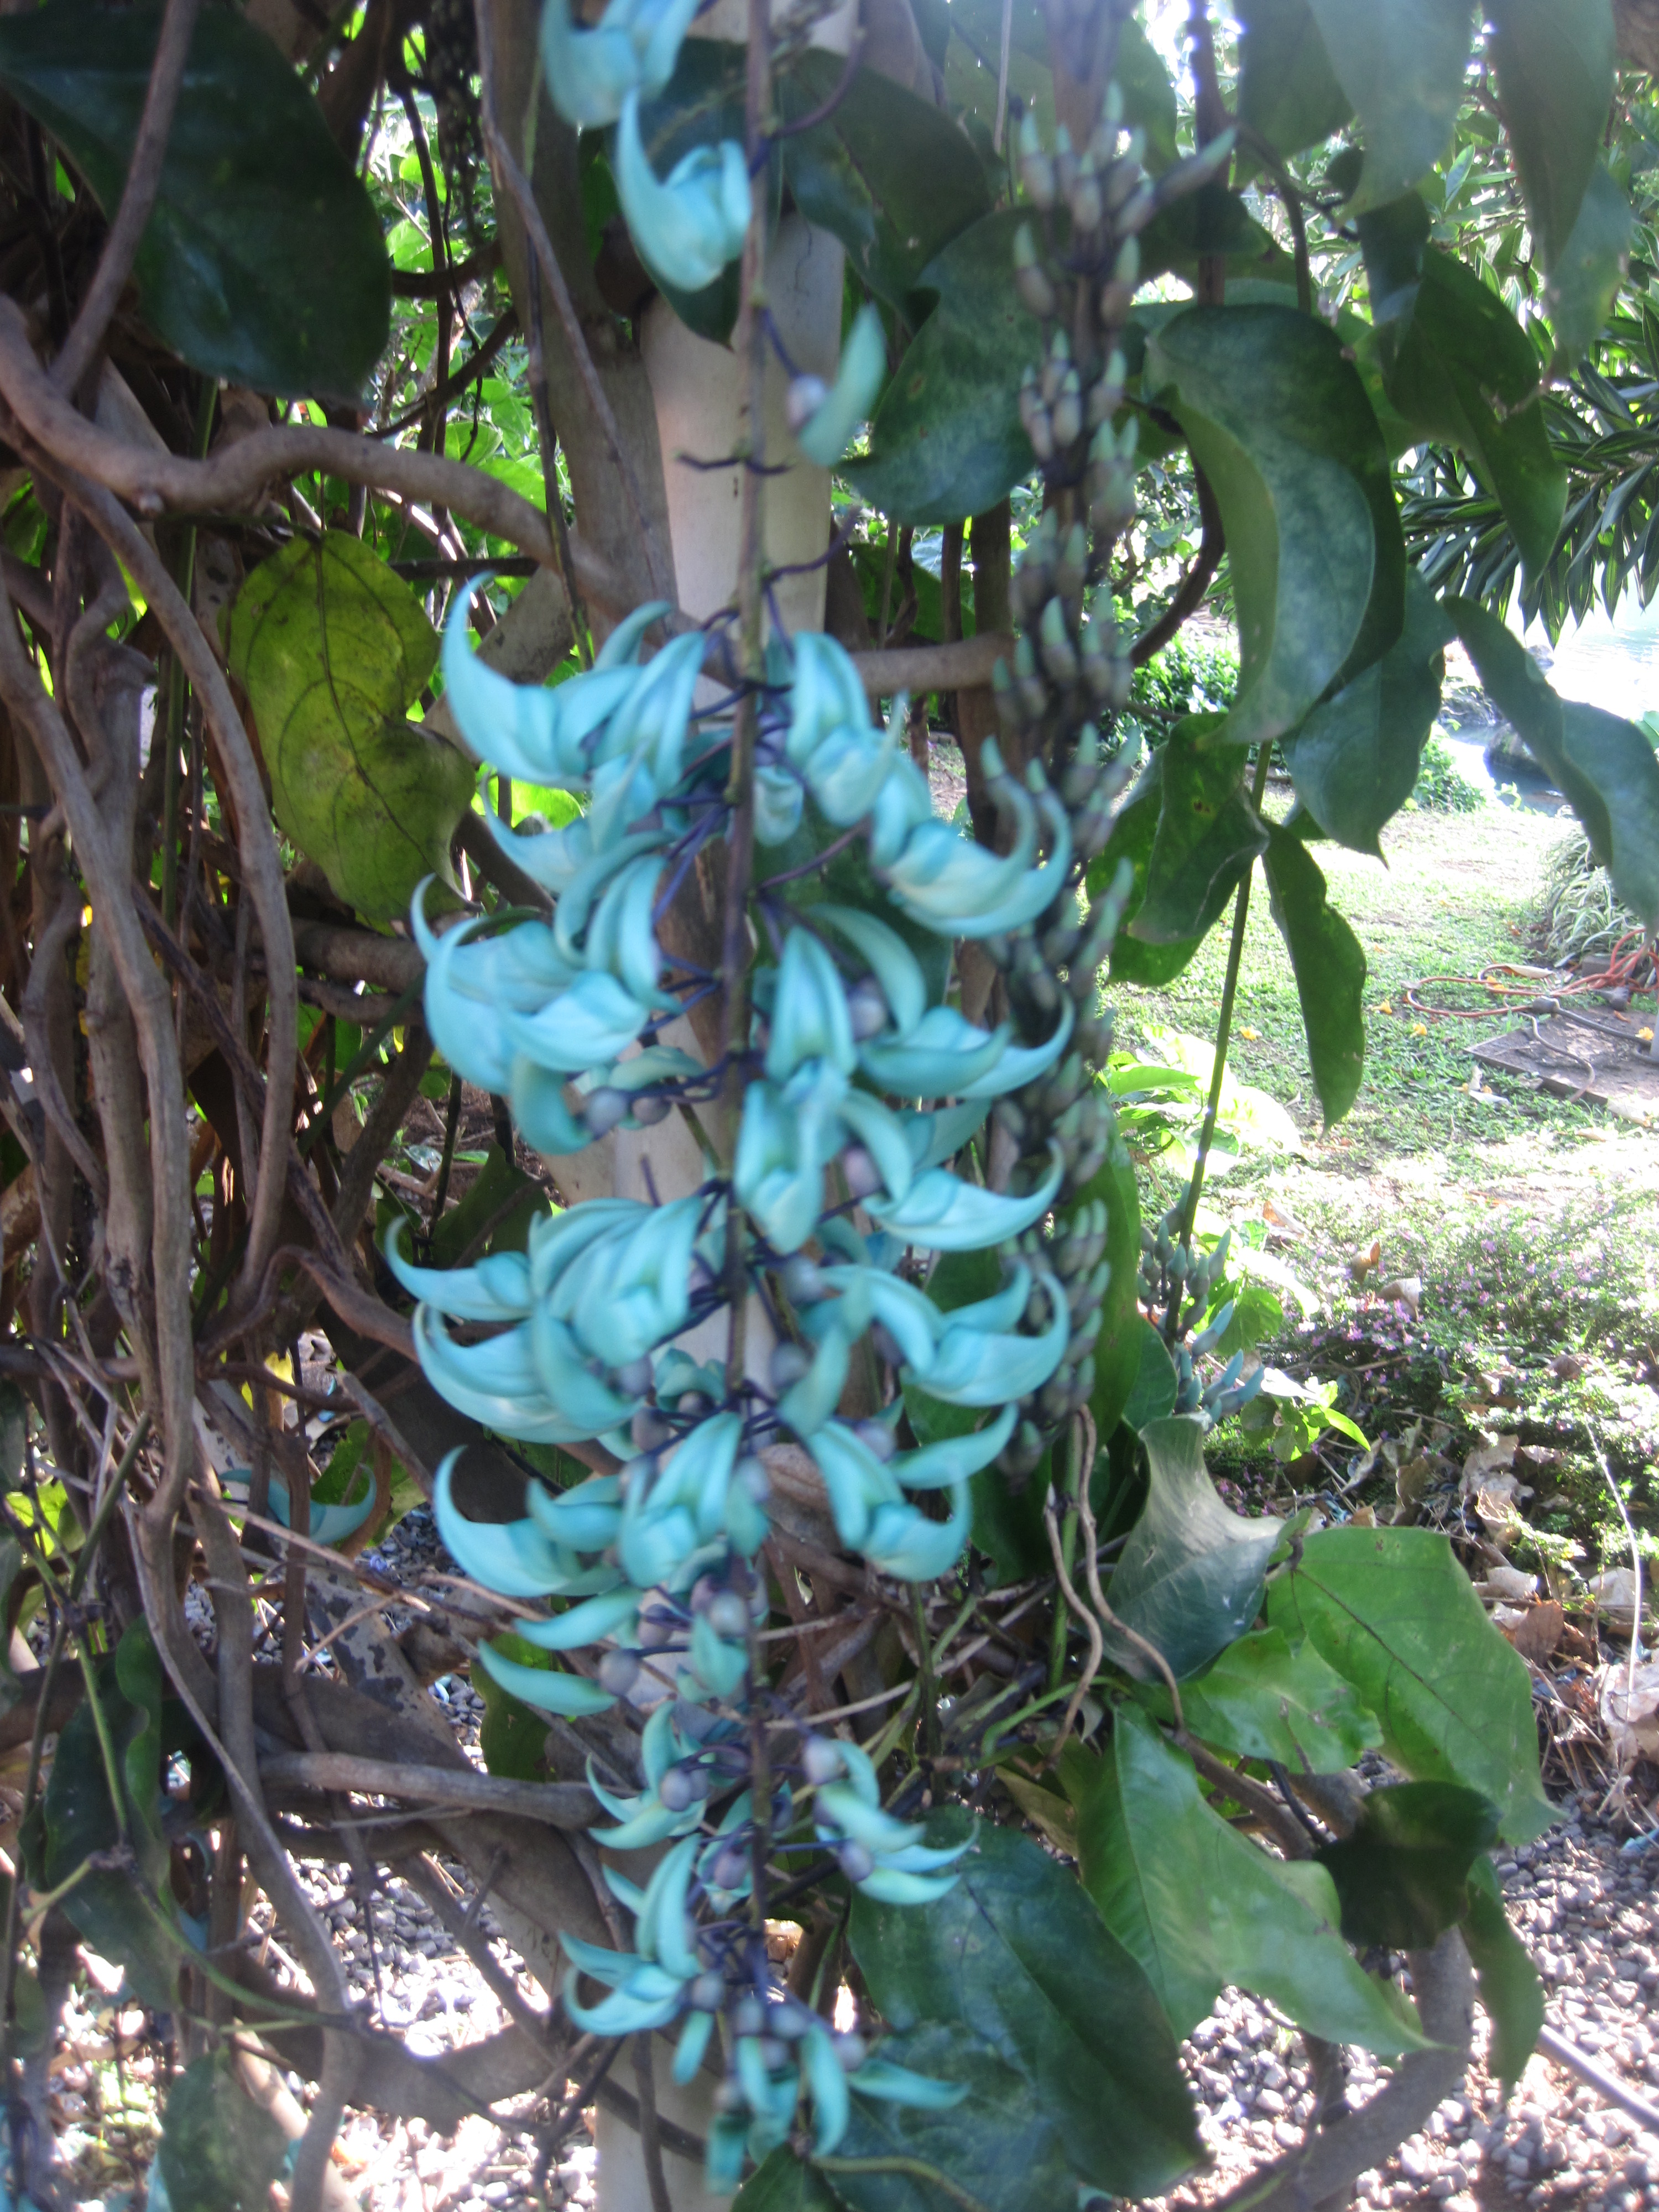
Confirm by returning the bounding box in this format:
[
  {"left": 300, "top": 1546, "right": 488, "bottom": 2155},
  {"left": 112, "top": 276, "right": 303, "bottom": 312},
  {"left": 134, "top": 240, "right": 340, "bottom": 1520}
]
[
  {"left": 659, "top": 1762, "right": 701, "bottom": 1811},
  {"left": 638, "top": 1603, "right": 676, "bottom": 1650},
  {"left": 583, "top": 1085, "right": 631, "bottom": 1136},
  {"left": 853, "top": 1417, "right": 898, "bottom": 1459},
  {"left": 690, "top": 1970, "right": 727, "bottom": 2011},
  {"left": 598, "top": 1647, "right": 641, "bottom": 1694},
  {"left": 786, "top": 373, "right": 829, "bottom": 432},
  {"left": 613, "top": 1354, "right": 655, "bottom": 1397},
  {"left": 710, "top": 1844, "right": 750, "bottom": 1891},
  {"left": 846, "top": 976, "right": 888, "bottom": 1039},
  {"left": 732, "top": 1995, "right": 766, "bottom": 2038},
  {"left": 769, "top": 1341, "right": 812, "bottom": 1393},
  {"left": 706, "top": 1589, "right": 750, "bottom": 1639},
  {"left": 836, "top": 1839, "right": 875, "bottom": 1883},
  {"left": 1013, "top": 223, "right": 1056, "bottom": 320},
  {"left": 780, "top": 1253, "right": 827, "bottom": 1306},
  {"left": 633, "top": 1092, "right": 671, "bottom": 1125},
  {"left": 1051, "top": 367, "right": 1083, "bottom": 448},
  {"left": 1018, "top": 110, "right": 1056, "bottom": 209},
  {"left": 1070, "top": 159, "right": 1103, "bottom": 234},
  {"left": 802, "top": 1734, "right": 846, "bottom": 1785},
  {"left": 840, "top": 1144, "right": 883, "bottom": 1199},
  {"left": 1052, "top": 123, "right": 1077, "bottom": 204}
]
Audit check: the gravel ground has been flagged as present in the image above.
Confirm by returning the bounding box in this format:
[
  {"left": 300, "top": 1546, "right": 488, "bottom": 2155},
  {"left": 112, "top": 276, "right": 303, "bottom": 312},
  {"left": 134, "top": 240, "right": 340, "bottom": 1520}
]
[{"left": 53, "top": 1504, "right": 1655, "bottom": 2209}]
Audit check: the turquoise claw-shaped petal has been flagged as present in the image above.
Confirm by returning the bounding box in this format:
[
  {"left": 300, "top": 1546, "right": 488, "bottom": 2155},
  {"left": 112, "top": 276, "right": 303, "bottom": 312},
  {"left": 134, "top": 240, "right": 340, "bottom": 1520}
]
[
  {"left": 440, "top": 583, "right": 658, "bottom": 782},
  {"left": 880, "top": 1838, "right": 976, "bottom": 1874},
  {"left": 765, "top": 928, "right": 856, "bottom": 1082},
  {"left": 754, "top": 764, "right": 804, "bottom": 846},
  {"left": 482, "top": 806, "right": 594, "bottom": 895},
  {"left": 432, "top": 1452, "right": 575, "bottom": 1598},
  {"left": 955, "top": 997, "right": 1075, "bottom": 1099},
  {"left": 802, "top": 2022, "right": 851, "bottom": 2155},
  {"left": 509, "top": 1058, "right": 591, "bottom": 1155},
  {"left": 804, "top": 1421, "right": 903, "bottom": 1551},
  {"left": 384, "top": 1218, "right": 533, "bottom": 1321},
  {"left": 794, "top": 305, "right": 886, "bottom": 470},
  {"left": 812, "top": 904, "right": 927, "bottom": 1035},
  {"left": 848, "top": 2056, "right": 971, "bottom": 2109},
  {"left": 867, "top": 1143, "right": 1064, "bottom": 1254},
  {"left": 260, "top": 1474, "right": 378, "bottom": 1550},
  {"left": 858, "top": 1004, "right": 1009, "bottom": 1098},
  {"left": 690, "top": 1611, "right": 748, "bottom": 1698},
  {"left": 851, "top": 1864, "right": 964, "bottom": 1905},
  {"left": 886, "top": 1402, "right": 1017, "bottom": 1488},
  {"left": 502, "top": 968, "right": 655, "bottom": 1074},
  {"left": 540, "top": 0, "right": 699, "bottom": 128},
  {"left": 902, "top": 1099, "right": 989, "bottom": 1173},
  {"left": 673, "top": 2007, "right": 716, "bottom": 2084},
  {"left": 561, "top": 1966, "right": 686, "bottom": 2036},
  {"left": 614, "top": 90, "right": 750, "bottom": 294},
  {"left": 815, "top": 1783, "right": 926, "bottom": 1854},
  {"left": 529, "top": 1307, "right": 642, "bottom": 1433},
  {"left": 861, "top": 1479, "right": 972, "bottom": 1580},
  {"left": 513, "top": 1585, "right": 640, "bottom": 1651},
  {"left": 474, "top": 1639, "right": 617, "bottom": 1716},
  {"left": 920, "top": 1269, "right": 1070, "bottom": 1405},
  {"left": 525, "top": 1473, "right": 624, "bottom": 1552}
]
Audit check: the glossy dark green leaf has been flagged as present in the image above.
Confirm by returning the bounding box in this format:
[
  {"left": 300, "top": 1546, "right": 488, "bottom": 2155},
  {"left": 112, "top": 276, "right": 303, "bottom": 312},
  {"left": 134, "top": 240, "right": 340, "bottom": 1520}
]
[
  {"left": 1317, "top": 1781, "right": 1500, "bottom": 1949},
  {"left": 822, "top": 2025, "right": 1080, "bottom": 2212},
  {"left": 157, "top": 2052, "right": 288, "bottom": 2212},
  {"left": 1353, "top": 190, "right": 1433, "bottom": 329},
  {"left": 1064, "top": 1709, "right": 1429, "bottom": 2049},
  {"left": 1087, "top": 754, "right": 1208, "bottom": 987},
  {"left": 1543, "top": 163, "right": 1632, "bottom": 366},
  {"left": 1308, "top": 0, "right": 1477, "bottom": 212},
  {"left": 1129, "top": 725, "right": 1264, "bottom": 946},
  {"left": 476, "top": 1629, "right": 555, "bottom": 1781},
  {"left": 1101, "top": 1415, "right": 1281, "bottom": 1681},
  {"left": 1119, "top": 1319, "right": 1178, "bottom": 1434},
  {"left": 846, "top": 211, "right": 1040, "bottom": 524},
  {"left": 1281, "top": 571, "right": 1451, "bottom": 855},
  {"left": 1447, "top": 596, "right": 1659, "bottom": 929},
  {"left": 1464, "top": 1856, "right": 1545, "bottom": 2094},
  {"left": 0, "top": 0, "right": 389, "bottom": 397},
  {"left": 1383, "top": 248, "right": 1566, "bottom": 581},
  {"left": 1265, "top": 1526, "right": 1556, "bottom": 1843},
  {"left": 736, "top": 2148, "right": 849, "bottom": 2211},
  {"left": 226, "top": 533, "right": 476, "bottom": 924},
  {"left": 1142, "top": 308, "right": 1403, "bottom": 751},
  {"left": 1073, "top": 1118, "right": 1143, "bottom": 1443},
  {"left": 1486, "top": 0, "right": 1615, "bottom": 271},
  {"left": 851, "top": 1813, "right": 1201, "bottom": 2200},
  {"left": 1138, "top": 189, "right": 1289, "bottom": 289},
  {"left": 1236, "top": 0, "right": 1352, "bottom": 161},
  {"left": 782, "top": 53, "right": 991, "bottom": 311},
  {"left": 1261, "top": 826, "right": 1366, "bottom": 1124},
  {"left": 428, "top": 1142, "right": 549, "bottom": 1267},
  {"left": 1136, "top": 1625, "right": 1383, "bottom": 1772}
]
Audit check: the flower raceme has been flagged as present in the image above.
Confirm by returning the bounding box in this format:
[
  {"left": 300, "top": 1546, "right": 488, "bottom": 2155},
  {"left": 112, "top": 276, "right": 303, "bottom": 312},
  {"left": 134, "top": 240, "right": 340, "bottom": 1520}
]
[{"left": 404, "top": 591, "right": 1109, "bottom": 2176}]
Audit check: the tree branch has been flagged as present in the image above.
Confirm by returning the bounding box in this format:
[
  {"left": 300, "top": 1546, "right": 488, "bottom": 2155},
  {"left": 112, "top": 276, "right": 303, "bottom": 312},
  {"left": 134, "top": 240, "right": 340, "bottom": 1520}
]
[{"left": 52, "top": 0, "right": 202, "bottom": 397}]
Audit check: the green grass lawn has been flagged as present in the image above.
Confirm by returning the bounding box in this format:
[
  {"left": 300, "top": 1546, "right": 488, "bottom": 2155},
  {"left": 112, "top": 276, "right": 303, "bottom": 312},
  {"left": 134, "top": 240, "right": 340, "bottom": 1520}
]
[{"left": 1107, "top": 792, "right": 1659, "bottom": 1572}]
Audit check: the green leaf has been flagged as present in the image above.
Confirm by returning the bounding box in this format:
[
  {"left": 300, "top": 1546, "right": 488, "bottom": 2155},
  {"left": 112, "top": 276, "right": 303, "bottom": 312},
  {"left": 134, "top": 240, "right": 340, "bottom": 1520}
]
[
  {"left": 1142, "top": 307, "right": 1403, "bottom": 752},
  {"left": 1281, "top": 571, "right": 1452, "bottom": 855},
  {"left": 0, "top": 1539, "right": 20, "bottom": 1717},
  {"left": 1486, "top": 0, "right": 1615, "bottom": 272},
  {"left": 845, "top": 211, "right": 1040, "bottom": 525},
  {"left": 851, "top": 1813, "right": 1201, "bottom": 2201},
  {"left": 226, "top": 533, "right": 476, "bottom": 924},
  {"left": 1087, "top": 753, "right": 1209, "bottom": 987},
  {"left": 1446, "top": 596, "right": 1659, "bottom": 929},
  {"left": 0, "top": 0, "right": 389, "bottom": 398},
  {"left": 1543, "top": 163, "right": 1632, "bottom": 366},
  {"left": 1137, "top": 1625, "right": 1383, "bottom": 1772},
  {"left": 39, "top": 1622, "right": 179, "bottom": 2009},
  {"left": 1261, "top": 825, "right": 1367, "bottom": 1125},
  {"left": 1307, "top": 0, "right": 1477, "bottom": 212},
  {"left": 1118, "top": 1319, "right": 1178, "bottom": 1434},
  {"left": 1316, "top": 1781, "right": 1500, "bottom": 1949},
  {"left": 429, "top": 1142, "right": 550, "bottom": 1267},
  {"left": 824, "top": 2024, "right": 1082, "bottom": 2212},
  {"left": 1464, "top": 1856, "right": 1544, "bottom": 2094},
  {"left": 1265, "top": 1525, "right": 1556, "bottom": 1843},
  {"left": 1072, "top": 1119, "right": 1142, "bottom": 1443},
  {"left": 781, "top": 52, "right": 991, "bottom": 311},
  {"left": 1236, "top": 0, "right": 1352, "bottom": 161},
  {"left": 736, "top": 2149, "right": 849, "bottom": 2211},
  {"left": 0, "top": 1380, "right": 27, "bottom": 1489},
  {"left": 156, "top": 2052, "right": 288, "bottom": 2212},
  {"left": 1063, "top": 1709, "right": 1430, "bottom": 2051},
  {"left": 1102, "top": 1416, "right": 1281, "bottom": 1681},
  {"left": 476, "top": 1629, "right": 554, "bottom": 1781},
  {"left": 1129, "top": 725, "right": 1265, "bottom": 947},
  {"left": 1380, "top": 246, "right": 1566, "bottom": 581}
]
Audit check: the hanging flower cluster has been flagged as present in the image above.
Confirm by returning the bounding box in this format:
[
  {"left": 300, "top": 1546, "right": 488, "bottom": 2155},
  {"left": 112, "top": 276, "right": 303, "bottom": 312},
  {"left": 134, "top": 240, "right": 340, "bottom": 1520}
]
[
  {"left": 395, "top": 0, "right": 1163, "bottom": 2182},
  {"left": 397, "top": 575, "right": 1125, "bottom": 2171}
]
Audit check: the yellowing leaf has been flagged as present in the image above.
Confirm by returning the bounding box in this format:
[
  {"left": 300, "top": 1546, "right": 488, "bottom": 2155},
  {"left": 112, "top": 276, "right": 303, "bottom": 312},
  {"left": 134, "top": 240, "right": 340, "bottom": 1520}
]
[{"left": 226, "top": 533, "right": 476, "bottom": 922}]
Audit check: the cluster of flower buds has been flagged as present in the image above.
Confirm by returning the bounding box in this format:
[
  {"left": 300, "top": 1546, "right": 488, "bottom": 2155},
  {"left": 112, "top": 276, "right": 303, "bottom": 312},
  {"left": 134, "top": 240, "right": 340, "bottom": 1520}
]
[{"left": 1137, "top": 1213, "right": 1265, "bottom": 1424}]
